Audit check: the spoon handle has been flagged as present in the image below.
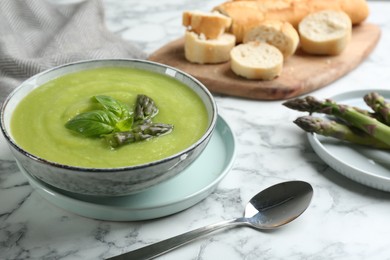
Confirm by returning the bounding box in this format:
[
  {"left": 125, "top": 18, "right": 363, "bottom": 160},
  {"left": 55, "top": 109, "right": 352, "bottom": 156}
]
[{"left": 107, "top": 218, "right": 246, "bottom": 260}]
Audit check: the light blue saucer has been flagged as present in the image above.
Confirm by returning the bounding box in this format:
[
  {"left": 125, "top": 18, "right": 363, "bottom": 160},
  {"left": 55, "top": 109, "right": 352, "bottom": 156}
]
[{"left": 20, "top": 115, "right": 236, "bottom": 221}]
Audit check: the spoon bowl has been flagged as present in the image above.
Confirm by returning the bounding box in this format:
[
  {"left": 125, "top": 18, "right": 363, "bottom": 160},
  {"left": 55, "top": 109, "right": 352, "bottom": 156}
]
[
  {"left": 108, "top": 180, "right": 313, "bottom": 260},
  {"left": 244, "top": 181, "right": 313, "bottom": 229}
]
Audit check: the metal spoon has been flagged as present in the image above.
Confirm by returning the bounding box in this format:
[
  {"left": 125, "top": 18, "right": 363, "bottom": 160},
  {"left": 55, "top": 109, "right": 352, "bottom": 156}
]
[{"left": 107, "top": 180, "right": 313, "bottom": 260}]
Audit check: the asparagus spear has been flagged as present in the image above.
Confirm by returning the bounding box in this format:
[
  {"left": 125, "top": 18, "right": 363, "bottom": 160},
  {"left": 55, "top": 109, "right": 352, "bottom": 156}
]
[
  {"left": 283, "top": 96, "right": 390, "bottom": 146},
  {"left": 294, "top": 116, "right": 390, "bottom": 149},
  {"left": 364, "top": 92, "right": 390, "bottom": 125},
  {"left": 283, "top": 96, "right": 374, "bottom": 117},
  {"left": 106, "top": 94, "right": 173, "bottom": 148},
  {"left": 134, "top": 94, "right": 159, "bottom": 123},
  {"left": 105, "top": 122, "right": 173, "bottom": 148}
]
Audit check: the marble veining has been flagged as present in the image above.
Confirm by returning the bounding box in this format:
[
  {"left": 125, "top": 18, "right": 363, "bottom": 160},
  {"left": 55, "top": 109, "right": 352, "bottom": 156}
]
[{"left": 1, "top": 0, "right": 390, "bottom": 259}]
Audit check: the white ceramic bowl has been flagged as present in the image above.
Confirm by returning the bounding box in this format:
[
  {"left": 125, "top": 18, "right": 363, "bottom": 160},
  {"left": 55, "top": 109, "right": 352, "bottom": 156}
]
[{"left": 0, "top": 59, "right": 217, "bottom": 196}]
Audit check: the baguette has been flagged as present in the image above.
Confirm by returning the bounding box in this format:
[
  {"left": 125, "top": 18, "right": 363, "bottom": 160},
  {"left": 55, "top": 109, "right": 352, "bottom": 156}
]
[
  {"left": 298, "top": 10, "right": 352, "bottom": 55},
  {"left": 182, "top": 11, "right": 232, "bottom": 39},
  {"left": 213, "top": 1, "right": 265, "bottom": 43},
  {"left": 230, "top": 41, "right": 283, "bottom": 80},
  {"left": 243, "top": 20, "right": 299, "bottom": 59},
  {"left": 213, "top": 0, "right": 369, "bottom": 42},
  {"left": 184, "top": 31, "right": 236, "bottom": 64}
]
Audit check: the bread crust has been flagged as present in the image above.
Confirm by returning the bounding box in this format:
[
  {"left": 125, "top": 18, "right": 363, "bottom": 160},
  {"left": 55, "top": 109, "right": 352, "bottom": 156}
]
[
  {"left": 213, "top": 0, "right": 369, "bottom": 42},
  {"left": 184, "top": 31, "right": 236, "bottom": 64}
]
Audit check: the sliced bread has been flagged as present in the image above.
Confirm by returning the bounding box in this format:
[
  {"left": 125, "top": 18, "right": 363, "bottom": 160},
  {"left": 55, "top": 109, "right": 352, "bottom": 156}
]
[
  {"left": 230, "top": 41, "right": 283, "bottom": 80},
  {"left": 184, "top": 31, "right": 236, "bottom": 64},
  {"left": 182, "top": 11, "right": 232, "bottom": 39},
  {"left": 243, "top": 20, "right": 299, "bottom": 59},
  {"left": 298, "top": 10, "right": 352, "bottom": 55}
]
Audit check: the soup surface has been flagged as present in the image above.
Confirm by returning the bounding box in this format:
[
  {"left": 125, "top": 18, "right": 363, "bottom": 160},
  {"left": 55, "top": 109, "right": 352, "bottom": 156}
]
[{"left": 11, "top": 67, "right": 209, "bottom": 168}]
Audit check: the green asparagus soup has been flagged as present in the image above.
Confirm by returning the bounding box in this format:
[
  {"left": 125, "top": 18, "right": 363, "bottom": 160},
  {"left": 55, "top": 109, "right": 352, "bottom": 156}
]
[{"left": 11, "top": 67, "right": 209, "bottom": 168}]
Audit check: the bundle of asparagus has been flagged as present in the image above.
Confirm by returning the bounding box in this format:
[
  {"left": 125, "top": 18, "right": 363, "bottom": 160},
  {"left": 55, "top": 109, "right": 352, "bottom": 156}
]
[{"left": 283, "top": 92, "right": 390, "bottom": 150}]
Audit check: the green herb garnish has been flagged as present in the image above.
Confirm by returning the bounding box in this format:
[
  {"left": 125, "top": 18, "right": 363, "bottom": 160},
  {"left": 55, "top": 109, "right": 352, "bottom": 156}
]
[
  {"left": 94, "top": 95, "right": 131, "bottom": 120},
  {"left": 65, "top": 110, "right": 118, "bottom": 137},
  {"left": 65, "top": 94, "right": 173, "bottom": 148}
]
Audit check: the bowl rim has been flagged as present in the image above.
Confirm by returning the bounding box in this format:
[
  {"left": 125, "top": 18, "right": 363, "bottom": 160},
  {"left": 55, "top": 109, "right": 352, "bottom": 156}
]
[{"left": 0, "top": 58, "right": 218, "bottom": 172}]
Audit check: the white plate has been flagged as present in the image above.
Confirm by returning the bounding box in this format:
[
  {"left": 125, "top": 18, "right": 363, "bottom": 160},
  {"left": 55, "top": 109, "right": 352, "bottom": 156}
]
[
  {"left": 308, "top": 89, "right": 390, "bottom": 192},
  {"left": 21, "top": 115, "right": 236, "bottom": 221}
]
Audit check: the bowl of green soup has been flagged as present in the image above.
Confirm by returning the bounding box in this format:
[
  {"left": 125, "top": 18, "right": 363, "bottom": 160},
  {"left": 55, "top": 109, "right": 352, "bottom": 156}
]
[{"left": 0, "top": 59, "right": 217, "bottom": 196}]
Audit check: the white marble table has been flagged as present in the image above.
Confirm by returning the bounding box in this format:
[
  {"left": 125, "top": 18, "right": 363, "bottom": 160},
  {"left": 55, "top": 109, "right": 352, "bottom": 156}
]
[{"left": 1, "top": 1, "right": 390, "bottom": 259}]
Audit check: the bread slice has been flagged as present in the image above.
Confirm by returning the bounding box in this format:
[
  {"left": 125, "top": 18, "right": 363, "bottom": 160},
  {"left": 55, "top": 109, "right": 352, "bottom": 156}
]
[
  {"left": 243, "top": 20, "right": 299, "bottom": 59},
  {"left": 230, "top": 41, "right": 283, "bottom": 80},
  {"left": 182, "top": 11, "right": 232, "bottom": 39},
  {"left": 184, "top": 31, "right": 236, "bottom": 64},
  {"left": 298, "top": 10, "right": 352, "bottom": 55}
]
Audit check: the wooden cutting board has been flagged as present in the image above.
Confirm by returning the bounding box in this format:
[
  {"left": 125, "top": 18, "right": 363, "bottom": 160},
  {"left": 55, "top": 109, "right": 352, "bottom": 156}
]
[{"left": 149, "top": 23, "right": 381, "bottom": 100}]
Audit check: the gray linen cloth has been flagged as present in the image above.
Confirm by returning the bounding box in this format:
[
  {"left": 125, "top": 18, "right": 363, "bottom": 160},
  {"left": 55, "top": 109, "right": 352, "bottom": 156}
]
[{"left": 0, "top": 0, "right": 146, "bottom": 104}]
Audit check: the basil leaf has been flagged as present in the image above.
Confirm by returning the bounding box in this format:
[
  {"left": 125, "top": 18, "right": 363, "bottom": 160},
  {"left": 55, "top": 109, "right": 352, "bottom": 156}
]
[
  {"left": 94, "top": 95, "right": 130, "bottom": 119},
  {"left": 115, "top": 117, "right": 133, "bottom": 132},
  {"left": 65, "top": 110, "right": 117, "bottom": 137}
]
